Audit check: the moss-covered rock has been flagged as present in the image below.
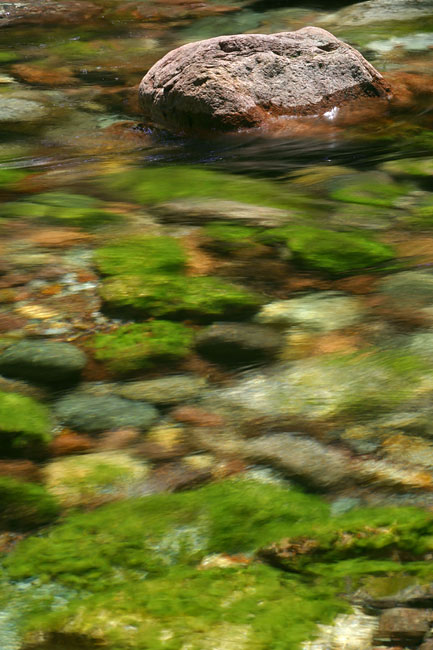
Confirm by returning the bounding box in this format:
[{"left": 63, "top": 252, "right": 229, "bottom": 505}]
[
  {"left": 0, "top": 168, "right": 28, "bottom": 190},
  {"left": 100, "top": 165, "right": 294, "bottom": 209},
  {"left": 0, "top": 390, "right": 52, "bottom": 455},
  {"left": 0, "top": 476, "right": 59, "bottom": 531},
  {"left": 0, "top": 192, "right": 122, "bottom": 228},
  {"left": 94, "top": 236, "right": 187, "bottom": 278},
  {"left": 89, "top": 321, "right": 194, "bottom": 373},
  {"left": 380, "top": 157, "right": 433, "bottom": 178},
  {"left": 4, "top": 479, "right": 433, "bottom": 649},
  {"left": 260, "top": 225, "right": 396, "bottom": 275},
  {"left": 329, "top": 172, "right": 410, "bottom": 208},
  {"left": 100, "top": 274, "right": 264, "bottom": 320},
  {"left": 43, "top": 452, "right": 149, "bottom": 509}
]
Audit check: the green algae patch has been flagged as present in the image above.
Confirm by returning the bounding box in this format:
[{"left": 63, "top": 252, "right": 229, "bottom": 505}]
[
  {"left": 0, "top": 390, "right": 52, "bottom": 453},
  {"left": 329, "top": 172, "right": 410, "bottom": 208},
  {"left": 101, "top": 165, "right": 294, "bottom": 209},
  {"left": 89, "top": 321, "right": 194, "bottom": 373},
  {"left": 0, "top": 168, "right": 28, "bottom": 190},
  {"left": 95, "top": 236, "right": 187, "bottom": 278},
  {"left": 0, "top": 192, "right": 122, "bottom": 228},
  {"left": 100, "top": 274, "right": 264, "bottom": 320},
  {"left": 0, "top": 476, "right": 59, "bottom": 531},
  {"left": 260, "top": 225, "right": 396, "bottom": 275},
  {"left": 4, "top": 479, "right": 433, "bottom": 649}
]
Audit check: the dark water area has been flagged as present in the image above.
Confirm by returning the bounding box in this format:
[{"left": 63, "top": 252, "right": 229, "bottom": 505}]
[{"left": 1, "top": 0, "right": 433, "bottom": 649}]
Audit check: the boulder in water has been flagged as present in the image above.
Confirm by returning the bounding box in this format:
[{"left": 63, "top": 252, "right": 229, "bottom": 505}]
[{"left": 139, "top": 26, "right": 391, "bottom": 132}]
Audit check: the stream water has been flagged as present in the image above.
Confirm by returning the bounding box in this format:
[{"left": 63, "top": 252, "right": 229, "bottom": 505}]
[{"left": 1, "top": 1, "right": 433, "bottom": 649}]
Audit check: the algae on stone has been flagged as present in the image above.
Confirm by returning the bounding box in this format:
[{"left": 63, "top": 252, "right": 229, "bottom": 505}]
[
  {"left": 95, "top": 236, "right": 187, "bottom": 278},
  {"left": 0, "top": 476, "right": 59, "bottom": 530},
  {"left": 89, "top": 321, "right": 194, "bottom": 373},
  {"left": 259, "top": 224, "right": 396, "bottom": 275},
  {"left": 0, "top": 390, "right": 52, "bottom": 452},
  {"left": 4, "top": 479, "right": 433, "bottom": 649},
  {"left": 43, "top": 452, "right": 149, "bottom": 509}
]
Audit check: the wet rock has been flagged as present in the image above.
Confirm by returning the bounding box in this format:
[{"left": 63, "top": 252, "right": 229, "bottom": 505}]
[
  {"left": 171, "top": 405, "right": 225, "bottom": 427},
  {"left": 375, "top": 608, "right": 432, "bottom": 643},
  {"left": 303, "top": 608, "right": 378, "bottom": 650},
  {"left": 378, "top": 271, "right": 433, "bottom": 321},
  {"left": 196, "top": 321, "right": 283, "bottom": 364},
  {"left": 54, "top": 394, "right": 158, "bottom": 433},
  {"left": 256, "top": 292, "right": 365, "bottom": 333},
  {"left": 322, "top": 0, "right": 433, "bottom": 26},
  {"left": 150, "top": 199, "right": 292, "bottom": 227},
  {"left": 0, "top": 96, "right": 48, "bottom": 123},
  {"left": 0, "top": 0, "right": 102, "bottom": 27},
  {"left": 206, "top": 349, "right": 431, "bottom": 423},
  {"left": 241, "top": 432, "right": 352, "bottom": 489},
  {"left": 135, "top": 423, "right": 191, "bottom": 460},
  {"left": 420, "top": 640, "right": 433, "bottom": 650},
  {"left": 146, "top": 460, "right": 212, "bottom": 492},
  {"left": 43, "top": 451, "right": 149, "bottom": 508},
  {"left": 354, "top": 578, "right": 433, "bottom": 610},
  {"left": 116, "top": 375, "right": 208, "bottom": 404},
  {"left": 95, "top": 427, "right": 141, "bottom": 451},
  {"left": 0, "top": 340, "right": 87, "bottom": 385},
  {"left": 139, "top": 26, "right": 391, "bottom": 132},
  {"left": 49, "top": 431, "right": 95, "bottom": 457}
]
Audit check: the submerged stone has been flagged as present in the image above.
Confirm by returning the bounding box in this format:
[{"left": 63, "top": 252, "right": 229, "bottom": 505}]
[
  {"left": 54, "top": 394, "right": 158, "bottom": 433},
  {"left": 0, "top": 341, "right": 86, "bottom": 385},
  {"left": 43, "top": 452, "right": 149, "bottom": 509},
  {"left": 139, "top": 26, "right": 391, "bottom": 132},
  {"left": 116, "top": 375, "right": 208, "bottom": 404},
  {"left": 256, "top": 292, "right": 365, "bottom": 332},
  {"left": 196, "top": 321, "right": 283, "bottom": 364}
]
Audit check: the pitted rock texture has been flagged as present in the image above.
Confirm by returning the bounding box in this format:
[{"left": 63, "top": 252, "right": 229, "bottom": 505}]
[{"left": 138, "top": 26, "right": 391, "bottom": 132}]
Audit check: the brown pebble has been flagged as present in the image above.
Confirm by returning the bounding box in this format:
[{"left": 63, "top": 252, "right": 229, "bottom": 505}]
[
  {"left": 49, "top": 431, "right": 94, "bottom": 456},
  {"left": 376, "top": 608, "right": 432, "bottom": 642},
  {"left": 171, "top": 406, "right": 225, "bottom": 427},
  {"left": 0, "top": 460, "right": 41, "bottom": 483},
  {"left": 96, "top": 428, "right": 141, "bottom": 451}
]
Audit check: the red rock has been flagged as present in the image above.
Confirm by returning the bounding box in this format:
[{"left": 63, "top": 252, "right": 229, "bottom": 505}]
[
  {"left": 95, "top": 428, "right": 141, "bottom": 451},
  {"left": 139, "top": 27, "right": 391, "bottom": 133},
  {"left": 171, "top": 406, "right": 225, "bottom": 427},
  {"left": 49, "top": 431, "right": 94, "bottom": 456}
]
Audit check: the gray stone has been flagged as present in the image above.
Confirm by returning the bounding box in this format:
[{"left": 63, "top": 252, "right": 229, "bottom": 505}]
[
  {"left": 0, "top": 341, "right": 87, "bottom": 385},
  {"left": 322, "top": 0, "right": 433, "bottom": 27},
  {"left": 0, "top": 97, "right": 48, "bottom": 123},
  {"left": 255, "top": 292, "right": 365, "bottom": 332},
  {"left": 116, "top": 375, "right": 208, "bottom": 404},
  {"left": 242, "top": 432, "right": 352, "bottom": 489},
  {"left": 139, "top": 26, "right": 390, "bottom": 132},
  {"left": 196, "top": 322, "right": 283, "bottom": 364},
  {"left": 378, "top": 271, "right": 433, "bottom": 316},
  {"left": 150, "top": 200, "right": 292, "bottom": 227},
  {"left": 55, "top": 394, "right": 158, "bottom": 433}
]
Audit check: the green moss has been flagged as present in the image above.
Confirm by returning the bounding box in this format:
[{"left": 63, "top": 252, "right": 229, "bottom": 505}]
[
  {"left": 89, "top": 321, "right": 194, "bottom": 373},
  {"left": 0, "top": 168, "right": 27, "bottom": 189},
  {"left": 94, "top": 236, "right": 187, "bottom": 278},
  {"left": 4, "top": 479, "right": 433, "bottom": 649},
  {"left": 0, "top": 192, "right": 122, "bottom": 228},
  {"left": 381, "top": 157, "right": 433, "bottom": 178},
  {"left": 330, "top": 173, "right": 410, "bottom": 208},
  {"left": 0, "top": 390, "right": 52, "bottom": 450},
  {"left": 0, "top": 476, "right": 59, "bottom": 531},
  {"left": 203, "top": 223, "right": 261, "bottom": 242},
  {"left": 100, "top": 274, "right": 263, "bottom": 319},
  {"left": 101, "top": 166, "right": 294, "bottom": 209},
  {"left": 260, "top": 225, "right": 395, "bottom": 275}
]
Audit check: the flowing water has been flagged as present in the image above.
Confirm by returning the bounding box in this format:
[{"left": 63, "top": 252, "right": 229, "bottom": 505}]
[{"left": 1, "top": 1, "right": 433, "bottom": 649}]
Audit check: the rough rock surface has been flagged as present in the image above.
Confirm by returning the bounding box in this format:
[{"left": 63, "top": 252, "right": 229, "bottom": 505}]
[{"left": 139, "top": 26, "right": 391, "bottom": 132}]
